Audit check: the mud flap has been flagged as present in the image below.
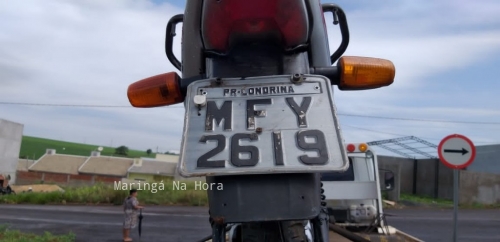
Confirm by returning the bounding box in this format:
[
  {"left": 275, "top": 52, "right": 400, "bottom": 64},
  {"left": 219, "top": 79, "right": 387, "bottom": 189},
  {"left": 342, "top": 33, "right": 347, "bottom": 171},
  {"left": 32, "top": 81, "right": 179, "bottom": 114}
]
[{"left": 206, "top": 173, "right": 321, "bottom": 223}]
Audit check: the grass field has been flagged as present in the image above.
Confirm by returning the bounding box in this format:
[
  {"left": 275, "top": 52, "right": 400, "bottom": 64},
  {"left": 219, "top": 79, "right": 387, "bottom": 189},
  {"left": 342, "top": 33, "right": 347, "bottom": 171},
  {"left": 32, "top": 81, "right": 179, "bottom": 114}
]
[
  {"left": 0, "top": 224, "right": 75, "bottom": 242},
  {"left": 19, "top": 136, "right": 152, "bottom": 160},
  {"left": 0, "top": 181, "right": 208, "bottom": 206}
]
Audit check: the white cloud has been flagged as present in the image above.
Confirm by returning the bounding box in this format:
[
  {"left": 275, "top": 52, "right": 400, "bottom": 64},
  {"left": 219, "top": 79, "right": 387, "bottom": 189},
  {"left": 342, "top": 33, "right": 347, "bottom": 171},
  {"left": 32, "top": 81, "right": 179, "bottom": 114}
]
[
  {"left": 0, "top": 0, "right": 185, "bottom": 151},
  {"left": 321, "top": 1, "right": 500, "bottom": 152},
  {"left": 0, "top": 0, "right": 182, "bottom": 102},
  {"left": 0, "top": 0, "right": 499, "bottom": 155}
]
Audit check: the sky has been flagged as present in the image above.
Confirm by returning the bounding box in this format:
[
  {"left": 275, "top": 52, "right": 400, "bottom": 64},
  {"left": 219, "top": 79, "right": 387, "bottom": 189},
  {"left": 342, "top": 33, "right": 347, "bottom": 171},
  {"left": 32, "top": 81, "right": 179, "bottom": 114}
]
[{"left": 1, "top": 0, "right": 499, "bottom": 158}]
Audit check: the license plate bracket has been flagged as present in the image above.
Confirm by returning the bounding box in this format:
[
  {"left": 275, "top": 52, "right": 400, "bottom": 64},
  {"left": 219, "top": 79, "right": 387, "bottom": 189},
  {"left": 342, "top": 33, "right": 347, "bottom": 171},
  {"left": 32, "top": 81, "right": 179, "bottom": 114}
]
[{"left": 178, "top": 74, "right": 348, "bottom": 177}]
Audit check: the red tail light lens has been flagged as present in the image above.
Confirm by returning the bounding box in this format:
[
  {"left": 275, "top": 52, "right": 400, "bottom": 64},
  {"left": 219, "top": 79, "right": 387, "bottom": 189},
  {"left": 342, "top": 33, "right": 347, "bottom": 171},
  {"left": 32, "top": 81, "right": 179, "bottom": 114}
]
[
  {"left": 201, "top": 0, "right": 309, "bottom": 52},
  {"left": 347, "top": 144, "right": 356, "bottom": 152}
]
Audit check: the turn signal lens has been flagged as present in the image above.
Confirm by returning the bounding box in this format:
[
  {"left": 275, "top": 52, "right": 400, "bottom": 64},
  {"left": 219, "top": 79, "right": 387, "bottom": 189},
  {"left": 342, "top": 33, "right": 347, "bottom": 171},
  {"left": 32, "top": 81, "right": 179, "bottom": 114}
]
[
  {"left": 127, "top": 72, "right": 184, "bottom": 108},
  {"left": 337, "top": 56, "right": 395, "bottom": 90},
  {"left": 358, "top": 143, "right": 368, "bottom": 152}
]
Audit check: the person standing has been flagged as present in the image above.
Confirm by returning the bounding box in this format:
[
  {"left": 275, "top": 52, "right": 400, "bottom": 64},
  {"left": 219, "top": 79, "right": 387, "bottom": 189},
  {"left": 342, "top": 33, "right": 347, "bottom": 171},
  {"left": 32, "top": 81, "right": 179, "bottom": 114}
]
[{"left": 123, "top": 189, "right": 144, "bottom": 242}]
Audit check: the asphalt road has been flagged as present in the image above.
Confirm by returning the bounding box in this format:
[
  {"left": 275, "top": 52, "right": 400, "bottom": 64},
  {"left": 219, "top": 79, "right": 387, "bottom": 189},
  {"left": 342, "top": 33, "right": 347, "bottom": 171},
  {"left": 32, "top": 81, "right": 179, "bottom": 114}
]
[
  {"left": 0, "top": 205, "right": 498, "bottom": 242},
  {"left": 384, "top": 208, "right": 500, "bottom": 242}
]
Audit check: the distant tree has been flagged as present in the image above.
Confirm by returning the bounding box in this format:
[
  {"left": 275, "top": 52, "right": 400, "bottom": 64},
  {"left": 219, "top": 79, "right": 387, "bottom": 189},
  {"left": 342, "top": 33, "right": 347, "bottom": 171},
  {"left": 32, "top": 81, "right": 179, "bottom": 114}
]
[
  {"left": 146, "top": 149, "right": 152, "bottom": 156},
  {"left": 164, "top": 151, "right": 171, "bottom": 154},
  {"left": 115, "top": 146, "right": 129, "bottom": 156}
]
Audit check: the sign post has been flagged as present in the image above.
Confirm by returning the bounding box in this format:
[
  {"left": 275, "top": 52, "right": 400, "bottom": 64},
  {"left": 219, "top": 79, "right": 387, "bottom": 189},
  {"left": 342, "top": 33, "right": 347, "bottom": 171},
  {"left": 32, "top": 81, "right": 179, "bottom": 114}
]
[{"left": 437, "top": 134, "right": 476, "bottom": 242}]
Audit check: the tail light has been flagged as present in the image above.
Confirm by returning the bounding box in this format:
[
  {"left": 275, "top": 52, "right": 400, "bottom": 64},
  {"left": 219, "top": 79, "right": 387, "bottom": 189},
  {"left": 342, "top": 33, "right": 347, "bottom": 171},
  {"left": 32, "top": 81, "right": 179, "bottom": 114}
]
[
  {"left": 346, "top": 143, "right": 369, "bottom": 153},
  {"left": 127, "top": 72, "right": 183, "bottom": 108},
  {"left": 201, "top": 0, "right": 309, "bottom": 52},
  {"left": 337, "top": 56, "right": 395, "bottom": 90}
]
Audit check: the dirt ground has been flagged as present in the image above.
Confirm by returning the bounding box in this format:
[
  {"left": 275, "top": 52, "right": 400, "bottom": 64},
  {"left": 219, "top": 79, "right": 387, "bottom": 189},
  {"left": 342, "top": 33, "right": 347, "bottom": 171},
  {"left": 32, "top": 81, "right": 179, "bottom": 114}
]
[{"left": 10, "top": 184, "right": 64, "bottom": 193}]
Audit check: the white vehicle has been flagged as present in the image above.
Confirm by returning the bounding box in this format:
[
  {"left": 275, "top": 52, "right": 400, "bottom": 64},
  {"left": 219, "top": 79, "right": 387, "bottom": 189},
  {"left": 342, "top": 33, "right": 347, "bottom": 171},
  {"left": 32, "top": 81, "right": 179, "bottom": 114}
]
[{"left": 318, "top": 143, "right": 423, "bottom": 241}]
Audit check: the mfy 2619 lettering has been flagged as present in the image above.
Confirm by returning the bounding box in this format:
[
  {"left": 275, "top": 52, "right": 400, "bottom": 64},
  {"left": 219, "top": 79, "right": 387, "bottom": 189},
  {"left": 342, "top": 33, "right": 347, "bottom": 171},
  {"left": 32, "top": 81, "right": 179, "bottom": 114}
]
[{"left": 197, "top": 97, "right": 329, "bottom": 168}]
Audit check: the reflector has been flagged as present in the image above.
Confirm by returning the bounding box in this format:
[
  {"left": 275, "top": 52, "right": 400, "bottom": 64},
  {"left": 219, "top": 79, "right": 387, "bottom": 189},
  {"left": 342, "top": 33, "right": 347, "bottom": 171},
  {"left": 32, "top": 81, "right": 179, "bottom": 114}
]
[
  {"left": 347, "top": 144, "right": 355, "bottom": 152},
  {"left": 337, "top": 56, "right": 395, "bottom": 90},
  {"left": 358, "top": 143, "right": 368, "bottom": 152},
  {"left": 127, "top": 72, "right": 183, "bottom": 108}
]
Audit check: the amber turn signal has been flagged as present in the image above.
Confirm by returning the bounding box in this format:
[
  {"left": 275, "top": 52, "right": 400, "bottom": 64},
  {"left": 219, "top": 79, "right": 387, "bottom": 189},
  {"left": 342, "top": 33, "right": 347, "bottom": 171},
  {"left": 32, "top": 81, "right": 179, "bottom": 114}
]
[
  {"left": 358, "top": 143, "right": 368, "bottom": 152},
  {"left": 127, "top": 72, "right": 184, "bottom": 108},
  {"left": 337, "top": 56, "right": 395, "bottom": 90}
]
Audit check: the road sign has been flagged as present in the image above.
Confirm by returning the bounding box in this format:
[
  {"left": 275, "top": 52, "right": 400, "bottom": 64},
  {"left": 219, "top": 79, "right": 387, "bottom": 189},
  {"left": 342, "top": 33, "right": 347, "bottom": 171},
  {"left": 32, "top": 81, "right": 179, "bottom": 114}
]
[
  {"left": 438, "top": 134, "right": 476, "bottom": 169},
  {"left": 438, "top": 134, "right": 476, "bottom": 242}
]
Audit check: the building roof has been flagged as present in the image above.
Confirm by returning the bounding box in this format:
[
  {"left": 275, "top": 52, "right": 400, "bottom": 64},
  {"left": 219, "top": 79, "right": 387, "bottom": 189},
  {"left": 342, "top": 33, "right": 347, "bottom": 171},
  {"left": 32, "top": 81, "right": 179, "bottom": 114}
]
[
  {"left": 17, "top": 159, "right": 35, "bottom": 171},
  {"left": 154, "top": 154, "right": 179, "bottom": 163},
  {"left": 128, "top": 160, "right": 177, "bottom": 175},
  {"left": 28, "top": 154, "right": 88, "bottom": 175},
  {"left": 78, "top": 156, "right": 134, "bottom": 177}
]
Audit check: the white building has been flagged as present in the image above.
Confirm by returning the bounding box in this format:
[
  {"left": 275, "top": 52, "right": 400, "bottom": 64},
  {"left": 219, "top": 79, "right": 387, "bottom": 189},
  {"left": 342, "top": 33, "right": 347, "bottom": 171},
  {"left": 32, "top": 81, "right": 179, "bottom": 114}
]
[
  {"left": 154, "top": 153, "right": 180, "bottom": 163},
  {"left": 0, "top": 119, "right": 24, "bottom": 184}
]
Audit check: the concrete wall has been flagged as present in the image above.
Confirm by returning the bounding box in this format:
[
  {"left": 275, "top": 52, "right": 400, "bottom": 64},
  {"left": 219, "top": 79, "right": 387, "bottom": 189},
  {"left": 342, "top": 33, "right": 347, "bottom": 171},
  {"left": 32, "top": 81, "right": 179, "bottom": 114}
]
[
  {"left": 415, "top": 159, "right": 438, "bottom": 198},
  {"left": 465, "top": 144, "right": 500, "bottom": 175},
  {"left": 377, "top": 161, "right": 401, "bottom": 201},
  {"left": 459, "top": 170, "right": 500, "bottom": 205},
  {"left": 378, "top": 156, "right": 455, "bottom": 201},
  {"left": 0, "top": 119, "right": 24, "bottom": 184},
  {"left": 436, "top": 161, "right": 454, "bottom": 200},
  {"left": 377, "top": 155, "right": 414, "bottom": 194},
  {"left": 15, "top": 170, "right": 121, "bottom": 186},
  {"left": 378, "top": 152, "right": 499, "bottom": 204}
]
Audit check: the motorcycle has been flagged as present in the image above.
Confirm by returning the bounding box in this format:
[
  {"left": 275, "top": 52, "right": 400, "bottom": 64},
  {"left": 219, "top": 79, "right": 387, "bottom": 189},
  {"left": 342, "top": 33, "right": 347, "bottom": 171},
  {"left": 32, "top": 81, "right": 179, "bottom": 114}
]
[
  {"left": 0, "top": 174, "right": 15, "bottom": 195},
  {"left": 127, "top": 1, "right": 395, "bottom": 241},
  {"left": 0, "top": 185, "right": 15, "bottom": 195}
]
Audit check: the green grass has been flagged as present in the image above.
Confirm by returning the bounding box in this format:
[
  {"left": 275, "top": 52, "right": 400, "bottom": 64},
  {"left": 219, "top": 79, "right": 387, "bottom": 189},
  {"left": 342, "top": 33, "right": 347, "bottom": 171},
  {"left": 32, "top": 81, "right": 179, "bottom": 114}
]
[
  {"left": 400, "top": 193, "right": 453, "bottom": 206},
  {"left": 0, "top": 224, "right": 75, "bottom": 242},
  {"left": 461, "top": 202, "right": 500, "bottom": 209},
  {"left": 399, "top": 193, "right": 500, "bottom": 209},
  {"left": 19, "top": 136, "right": 154, "bottom": 160},
  {"left": 0, "top": 180, "right": 208, "bottom": 206}
]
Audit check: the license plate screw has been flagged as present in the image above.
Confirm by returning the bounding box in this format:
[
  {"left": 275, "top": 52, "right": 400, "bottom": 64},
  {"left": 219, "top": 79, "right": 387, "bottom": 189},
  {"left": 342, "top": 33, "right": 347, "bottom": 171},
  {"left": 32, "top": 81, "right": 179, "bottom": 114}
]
[
  {"left": 291, "top": 73, "right": 304, "bottom": 83},
  {"left": 194, "top": 95, "right": 206, "bottom": 116},
  {"left": 194, "top": 94, "right": 207, "bottom": 106}
]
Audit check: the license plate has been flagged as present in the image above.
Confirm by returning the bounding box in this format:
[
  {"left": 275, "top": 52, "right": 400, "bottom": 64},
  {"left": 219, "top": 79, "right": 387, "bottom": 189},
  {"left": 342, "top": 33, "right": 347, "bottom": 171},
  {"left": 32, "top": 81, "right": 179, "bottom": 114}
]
[{"left": 178, "top": 74, "right": 349, "bottom": 177}]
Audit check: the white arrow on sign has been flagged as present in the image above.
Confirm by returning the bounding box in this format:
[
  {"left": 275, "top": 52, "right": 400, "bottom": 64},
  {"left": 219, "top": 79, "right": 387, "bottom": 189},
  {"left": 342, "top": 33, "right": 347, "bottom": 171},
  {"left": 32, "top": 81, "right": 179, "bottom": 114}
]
[{"left": 438, "top": 134, "right": 476, "bottom": 169}]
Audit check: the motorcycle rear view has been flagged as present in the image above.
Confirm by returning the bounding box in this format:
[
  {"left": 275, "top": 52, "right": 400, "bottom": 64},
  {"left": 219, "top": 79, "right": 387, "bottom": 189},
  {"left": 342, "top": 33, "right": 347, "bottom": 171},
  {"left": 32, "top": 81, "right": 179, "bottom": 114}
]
[{"left": 127, "top": 0, "right": 395, "bottom": 241}]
